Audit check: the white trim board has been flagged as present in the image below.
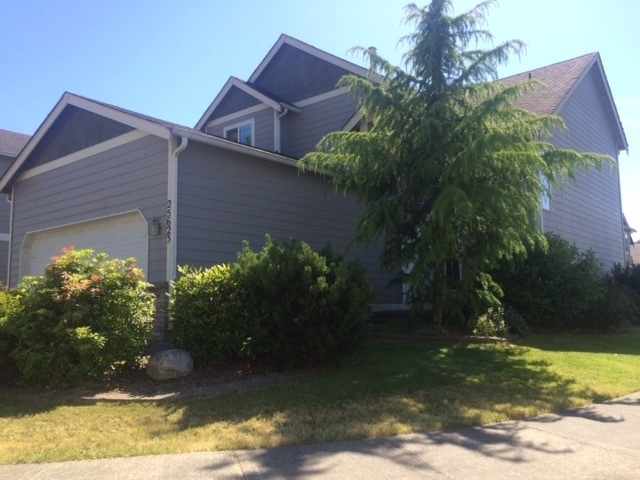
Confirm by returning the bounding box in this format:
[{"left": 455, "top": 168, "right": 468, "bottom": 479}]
[
  {"left": 205, "top": 104, "right": 271, "bottom": 129},
  {"left": 249, "top": 34, "right": 370, "bottom": 83},
  {"left": 17, "top": 130, "right": 150, "bottom": 182},
  {"left": 0, "top": 92, "right": 171, "bottom": 194}
]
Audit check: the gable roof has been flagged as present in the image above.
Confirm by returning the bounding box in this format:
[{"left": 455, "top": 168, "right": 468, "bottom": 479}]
[
  {"left": 248, "top": 34, "right": 370, "bottom": 84},
  {"left": 196, "top": 34, "right": 374, "bottom": 131},
  {"left": 0, "top": 129, "right": 30, "bottom": 157},
  {"left": 0, "top": 92, "right": 298, "bottom": 194},
  {"left": 195, "top": 77, "right": 301, "bottom": 131},
  {"left": 501, "top": 52, "right": 628, "bottom": 152}
]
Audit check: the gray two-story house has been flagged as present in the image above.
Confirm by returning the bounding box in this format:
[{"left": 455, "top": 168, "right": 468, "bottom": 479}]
[{"left": 0, "top": 35, "right": 629, "bottom": 339}]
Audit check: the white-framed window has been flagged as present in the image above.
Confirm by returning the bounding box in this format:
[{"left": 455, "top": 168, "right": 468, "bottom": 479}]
[
  {"left": 540, "top": 172, "right": 551, "bottom": 211},
  {"left": 223, "top": 119, "right": 254, "bottom": 146}
]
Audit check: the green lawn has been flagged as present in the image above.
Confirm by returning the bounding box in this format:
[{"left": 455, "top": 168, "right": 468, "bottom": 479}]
[{"left": 1, "top": 329, "right": 639, "bottom": 464}]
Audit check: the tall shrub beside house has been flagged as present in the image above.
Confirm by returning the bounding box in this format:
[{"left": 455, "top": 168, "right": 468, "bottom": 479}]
[
  {"left": 492, "top": 233, "right": 603, "bottom": 329},
  {"left": 5, "top": 248, "right": 155, "bottom": 387},
  {"left": 170, "top": 237, "right": 376, "bottom": 367}
]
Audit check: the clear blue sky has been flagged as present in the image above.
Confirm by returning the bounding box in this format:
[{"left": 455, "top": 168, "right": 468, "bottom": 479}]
[{"left": 2, "top": 0, "right": 638, "bottom": 236}]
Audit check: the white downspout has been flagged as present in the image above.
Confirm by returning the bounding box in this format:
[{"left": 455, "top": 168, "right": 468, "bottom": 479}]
[
  {"left": 6, "top": 185, "right": 14, "bottom": 287},
  {"left": 274, "top": 104, "right": 289, "bottom": 153},
  {"left": 166, "top": 133, "right": 188, "bottom": 287}
]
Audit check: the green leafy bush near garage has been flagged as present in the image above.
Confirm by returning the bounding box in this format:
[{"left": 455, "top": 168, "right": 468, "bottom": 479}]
[
  {"left": 3, "top": 248, "right": 155, "bottom": 387},
  {"left": 170, "top": 236, "right": 376, "bottom": 368}
]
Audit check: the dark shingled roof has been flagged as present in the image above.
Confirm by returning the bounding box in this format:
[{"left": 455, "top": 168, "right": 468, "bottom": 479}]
[
  {"left": 0, "top": 128, "right": 31, "bottom": 157},
  {"left": 500, "top": 52, "right": 598, "bottom": 115}
]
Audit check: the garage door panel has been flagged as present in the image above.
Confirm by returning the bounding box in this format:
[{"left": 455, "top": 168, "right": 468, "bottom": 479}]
[{"left": 23, "top": 212, "right": 149, "bottom": 279}]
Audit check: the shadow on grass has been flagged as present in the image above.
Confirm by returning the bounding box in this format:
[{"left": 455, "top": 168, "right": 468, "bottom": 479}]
[
  {"left": 0, "top": 337, "right": 633, "bottom": 472},
  {"left": 161, "top": 338, "right": 618, "bottom": 476}
]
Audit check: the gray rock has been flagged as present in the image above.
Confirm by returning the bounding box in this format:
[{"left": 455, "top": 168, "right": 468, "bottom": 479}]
[{"left": 147, "top": 348, "right": 193, "bottom": 380}]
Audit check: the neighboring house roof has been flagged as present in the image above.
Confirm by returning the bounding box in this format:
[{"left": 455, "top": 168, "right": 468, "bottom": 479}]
[
  {"left": 501, "top": 52, "right": 628, "bottom": 152},
  {"left": 0, "top": 92, "right": 298, "bottom": 194},
  {"left": 0, "top": 128, "right": 30, "bottom": 157}
]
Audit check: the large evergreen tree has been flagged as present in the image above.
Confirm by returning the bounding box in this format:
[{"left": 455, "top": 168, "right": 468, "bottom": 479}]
[{"left": 300, "top": 0, "right": 607, "bottom": 325}]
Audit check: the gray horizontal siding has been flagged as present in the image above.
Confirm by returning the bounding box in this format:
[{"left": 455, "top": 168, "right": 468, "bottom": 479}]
[
  {"left": 543, "top": 66, "right": 625, "bottom": 270},
  {"left": 9, "top": 134, "right": 168, "bottom": 286},
  {"left": 206, "top": 107, "right": 274, "bottom": 152},
  {"left": 177, "top": 142, "right": 401, "bottom": 304},
  {"left": 283, "top": 92, "right": 358, "bottom": 158}
]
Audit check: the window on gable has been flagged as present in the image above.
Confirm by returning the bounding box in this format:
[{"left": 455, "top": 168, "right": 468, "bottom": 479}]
[{"left": 224, "top": 121, "right": 253, "bottom": 146}]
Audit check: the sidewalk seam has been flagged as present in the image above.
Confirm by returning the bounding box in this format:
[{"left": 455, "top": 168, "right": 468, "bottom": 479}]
[{"left": 386, "top": 438, "right": 456, "bottom": 479}]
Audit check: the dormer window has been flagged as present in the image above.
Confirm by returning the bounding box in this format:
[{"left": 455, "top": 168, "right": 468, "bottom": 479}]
[{"left": 224, "top": 120, "right": 254, "bottom": 146}]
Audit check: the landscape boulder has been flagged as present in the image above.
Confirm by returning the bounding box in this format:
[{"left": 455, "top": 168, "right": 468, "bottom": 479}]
[{"left": 147, "top": 348, "right": 193, "bottom": 380}]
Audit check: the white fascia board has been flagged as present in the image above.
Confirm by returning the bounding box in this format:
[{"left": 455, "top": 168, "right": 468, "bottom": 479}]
[
  {"left": 205, "top": 104, "right": 271, "bottom": 129},
  {"left": 593, "top": 57, "right": 628, "bottom": 152},
  {"left": 249, "top": 34, "right": 370, "bottom": 83},
  {"left": 232, "top": 79, "right": 281, "bottom": 111},
  {"left": 66, "top": 95, "right": 171, "bottom": 139},
  {"left": 195, "top": 77, "right": 296, "bottom": 131},
  {"left": 0, "top": 92, "right": 170, "bottom": 193},
  {"left": 343, "top": 112, "right": 362, "bottom": 132},
  {"left": 554, "top": 55, "right": 628, "bottom": 153},
  {"left": 0, "top": 94, "right": 71, "bottom": 193},
  {"left": 17, "top": 130, "right": 150, "bottom": 182},
  {"left": 295, "top": 87, "right": 351, "bottom": 107},
  {"left": 195, "top": 77, "right": 236, "bottom": 131},
  {"left": 173, "top": 127, "right": 298, "bottom": 169}
]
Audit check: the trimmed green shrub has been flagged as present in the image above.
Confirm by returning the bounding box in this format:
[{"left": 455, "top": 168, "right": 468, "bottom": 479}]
[
  {"left": 0, "top": 291, "right": 21, "bottom": 384},
  {"left": 237, "top": 239, "right": 375, "bottom": 366},
  {"left": 492, "top": 233, "right": 603, "bottom": 329},
  {"left": 169, "top": 264, "right": 249, "bottom": 365},
  {"left": 170, "top": 236, "right": 376, "bottom": 368},
  {"left": 5, "top": 248, "right": 155, "bottom": 387}
]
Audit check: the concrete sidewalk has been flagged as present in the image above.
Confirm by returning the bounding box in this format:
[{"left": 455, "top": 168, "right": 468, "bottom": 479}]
[{"left": 3, "top": 392, "right": 640, "bottom": 479}]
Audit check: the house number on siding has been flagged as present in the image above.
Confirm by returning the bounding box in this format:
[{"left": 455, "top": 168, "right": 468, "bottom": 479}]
[{"left": 166, "top": 200, "right": 172, "bottom": 243}]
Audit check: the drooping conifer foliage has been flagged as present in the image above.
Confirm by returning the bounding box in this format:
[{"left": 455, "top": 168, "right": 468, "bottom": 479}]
[{"left": 300, "top": 0, "right": 607, "bottom": 325}]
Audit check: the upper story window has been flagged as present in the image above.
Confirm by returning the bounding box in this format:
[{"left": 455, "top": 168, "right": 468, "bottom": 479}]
[
  {"left": 540, "top": 172, "right": 551, "bottom": 211},
  {"left": 224, "top": 120, "right": 254, "bottom": 146}
]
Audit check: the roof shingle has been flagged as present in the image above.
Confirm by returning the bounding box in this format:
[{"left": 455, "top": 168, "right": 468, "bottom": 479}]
[
  {"left": 500, "top": 52, "right": 598, "bottom": 115},
  {"left": 0, "top": 128, "right": 31, "bottom": 157}
]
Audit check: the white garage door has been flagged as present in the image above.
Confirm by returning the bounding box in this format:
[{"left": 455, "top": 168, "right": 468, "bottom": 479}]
[{"left": 22, "top": 212, "right": 149, "bottom": 279}]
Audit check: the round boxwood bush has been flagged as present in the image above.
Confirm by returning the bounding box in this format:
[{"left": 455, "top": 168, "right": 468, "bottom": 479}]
[
  {"left": 170, "top": 236, "right": 376, "bottom": 368},
  {"left": 5, "top": 248, "right": 155, "bottom": 387}
]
